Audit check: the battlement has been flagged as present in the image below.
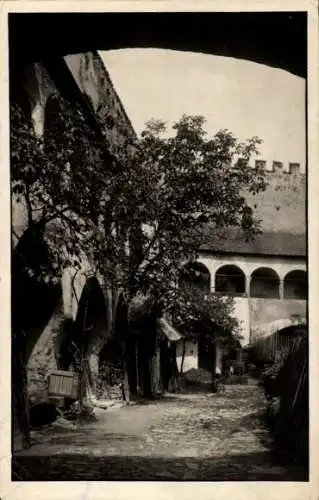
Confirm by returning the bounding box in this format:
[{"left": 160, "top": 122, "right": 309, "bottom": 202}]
[
  {"left": 253, "top": 160, "right": 305, "bottom": 176},
  {"left": 238, "top": 158, "right": 305, "bottom": 175},
  {"left": 240, "top": 156, "right": 306, "bottom": 234}
]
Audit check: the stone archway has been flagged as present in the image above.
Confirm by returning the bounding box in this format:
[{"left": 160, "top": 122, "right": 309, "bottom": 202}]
[
  {"left": 10, "top": 13, "right": 307, "bottom": 78},
  {"left": 251, "top": 317, "right": 306, "bottom": 362},
  {"left": 58, "top": 276, "right": 110, "bottom": 399}
]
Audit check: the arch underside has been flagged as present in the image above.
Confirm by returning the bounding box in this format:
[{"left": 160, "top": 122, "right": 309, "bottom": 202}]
[
  {"left": 251, "top": 319, "right": 307, "bottom": 363},
  {"left": 254, "top": 317, "right": 306, "bottom": 341},
  {"left": 9, "top": 13, "right": 306, "bottom": 78}
]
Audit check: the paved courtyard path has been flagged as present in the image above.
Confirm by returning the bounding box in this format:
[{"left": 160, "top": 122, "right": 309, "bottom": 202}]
[{"left": 12, "top": 381, "right": 305, "bottom": 481}]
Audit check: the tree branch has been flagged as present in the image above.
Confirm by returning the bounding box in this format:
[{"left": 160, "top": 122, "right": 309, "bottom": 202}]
[{"left": 24, "top": 185, "right": 33, "bottom": 226}]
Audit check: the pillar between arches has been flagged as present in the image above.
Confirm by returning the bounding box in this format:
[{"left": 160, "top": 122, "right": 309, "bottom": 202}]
[{"left": 246, "top": 275, "right": 250, "bottom": 298}]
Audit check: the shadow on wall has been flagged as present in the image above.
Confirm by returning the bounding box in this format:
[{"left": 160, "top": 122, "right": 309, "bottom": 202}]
[{"left": 12, "top": 229, "right": 63, "bottom": 362}]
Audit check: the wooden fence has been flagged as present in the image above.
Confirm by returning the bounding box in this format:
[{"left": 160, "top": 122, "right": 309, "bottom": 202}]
[{"left": 271, "top": 330, "right": 308, "bottom": 464}]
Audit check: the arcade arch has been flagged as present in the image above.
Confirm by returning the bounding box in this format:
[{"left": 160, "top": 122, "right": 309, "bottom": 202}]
[
  {"left": 250, "top": 267, "right": 280, "bottom": 299},
  {"left": 215, "top": 264, "right": 246, "bottom": 295},
  {"left": 179, "top": 261, "right": 211, "bottom": 294},
  {"left": 284, "top": 270, "right": 307, "bottom": 300}
]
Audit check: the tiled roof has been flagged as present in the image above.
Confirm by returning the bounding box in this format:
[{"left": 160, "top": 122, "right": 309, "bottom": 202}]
[{"left": 198, "top": 226, "right": 306, "bottom": 257}]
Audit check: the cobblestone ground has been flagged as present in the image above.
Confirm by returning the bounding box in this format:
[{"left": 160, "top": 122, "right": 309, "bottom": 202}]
[{"left": 12, "top": 381, "right": 305, "bottom": 481}]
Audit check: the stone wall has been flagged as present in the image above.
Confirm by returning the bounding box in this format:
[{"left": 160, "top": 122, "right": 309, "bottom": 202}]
[
  {"left": 176, "top": 339, "right": 227, "bottom": 375},
  {"left": 64, "top": 52, "right": 136, "bottom": 159},
  {"left": 27, "top": 302, "right": 64, "bottom": 403},
  {"left": 243, "top": 161, "right": 306, "bottom": 234},
  {"left": 11, "top": 53, "right": 135, "bottom": 406},
  {"left": 233, "top": 297, "right": 250, "bottom": 346},
  {"left": 249, "top": 298, "right": 306, "bottom": 341},
  {"left": 11, "top": 62, "right": 58, "bottom": 244}
]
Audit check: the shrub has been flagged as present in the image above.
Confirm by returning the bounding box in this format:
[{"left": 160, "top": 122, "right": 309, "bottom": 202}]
[{"left": 96, "top": 362, "right": 124, "bottom": 400}]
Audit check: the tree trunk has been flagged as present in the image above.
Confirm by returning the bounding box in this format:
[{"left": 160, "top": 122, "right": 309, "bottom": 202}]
[
  {"left": 12, "top": 328, "right": 31, "bottom": 449},
  {"left": 142, "top": 357, "right": 152, "bottom": 399},
  {"left": 180, "top": 338, "right": 186, "bottom": 375},
  {"left": 114, "top": 294, "right": 131, "bottom": 401},
  {"left": 140, "top": 338, "right": 152, "bottom": 398},
  {"left": 79, "top": 299, "right": 89, "bottom": 411},
  {"left": 135, "top": 339, "right": 141, "bottom": 395},
  {"left": 169, "top": 343, "right": 180, "bottom": 392},
  {"left": 121, "top": 341, "right": 130, "bottom": 402},
  {"left": 211, "top": 342, "right": 218, "bottom": 393},
  {"left": 159, "top": 340, "right": 170, "bottom": 392},
  {"left": 151, "top": 345, "right": 161, "bottom": 395},
  {"left": 88, "top": 353, "right": 99, "bottom": 396},
  {"left": 83, "top": 361, "right": 96, "bottom": 406}
]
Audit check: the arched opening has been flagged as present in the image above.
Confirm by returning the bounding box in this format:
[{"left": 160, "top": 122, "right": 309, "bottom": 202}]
[
  {"left": 284, "top": 270, "right": 307, "bottom": 300},
  {"left": 250, "top": 267, "right": 280, "bottom": 299},
  {"left": 215, "top": 265, "right": 246, "bottom": 295},
  {"left": 179, "top": 261, "right": 211, "bottom": 295},
  {"left": 12, "top": 228, "right": 63, "bottom": 362},
  {"left": 98, "top": 293, "right": 126, "bottom": 399},
  {"left": 44, "top": 93, "right": 64, "bottom": 130},
  {"left": 10, "top": 82, "right": 32, "bottom": 125},
  {"left": 58, "top": 277, "right": 109, "bottom": 371},
  {"left": 10, "top": 13, "right": 306, "bottom": 78}
]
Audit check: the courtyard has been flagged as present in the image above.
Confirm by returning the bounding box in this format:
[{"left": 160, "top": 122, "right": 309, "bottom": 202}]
[{"left": 12, "top": 380, "right": 305, "bottom": 481}]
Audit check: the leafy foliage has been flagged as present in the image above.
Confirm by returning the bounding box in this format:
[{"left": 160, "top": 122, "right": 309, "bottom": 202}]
[
  {"left": 126, "top": 117, "right": 264, "bottom": 296},
  {"left": 167, "top": 285, "right": 241, "bottom": 345},
  {"left": 11, "top": 96, "right": 266, "bottom": 322},
  {"left": 11, "top": 96, "right": 106, "bottom": 282}
]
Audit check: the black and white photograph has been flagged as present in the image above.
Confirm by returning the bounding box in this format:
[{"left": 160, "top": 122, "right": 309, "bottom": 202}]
[{"left": 3, "top": 5, "right": 316, "bottom": 491}]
